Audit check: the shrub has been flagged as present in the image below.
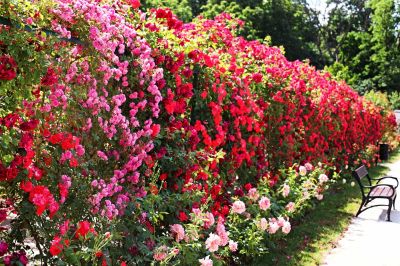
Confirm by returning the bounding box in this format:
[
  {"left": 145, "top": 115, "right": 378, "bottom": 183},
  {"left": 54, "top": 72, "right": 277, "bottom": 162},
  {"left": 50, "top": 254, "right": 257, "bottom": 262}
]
[{"left": 0, "top": 0, "right": 397, "bottom": 265}]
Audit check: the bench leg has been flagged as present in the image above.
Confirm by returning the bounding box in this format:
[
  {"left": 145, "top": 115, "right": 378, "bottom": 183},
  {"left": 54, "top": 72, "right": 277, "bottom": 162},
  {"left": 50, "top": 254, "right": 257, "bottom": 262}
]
[
  {"left": 356, "top": 199, "right": 365, "bottom": 217},
  {"left": 387, "top": 198, "right": 393, "bottom": 222},
  {"left": 394, "top": 195, "right": 397, "bottom": 210}
]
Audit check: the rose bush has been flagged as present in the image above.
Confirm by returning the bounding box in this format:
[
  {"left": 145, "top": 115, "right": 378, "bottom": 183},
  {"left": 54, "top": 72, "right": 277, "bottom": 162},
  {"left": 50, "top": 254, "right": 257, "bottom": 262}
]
[{"left": 0, "top": 0, "right": 397, "bottom": 265}]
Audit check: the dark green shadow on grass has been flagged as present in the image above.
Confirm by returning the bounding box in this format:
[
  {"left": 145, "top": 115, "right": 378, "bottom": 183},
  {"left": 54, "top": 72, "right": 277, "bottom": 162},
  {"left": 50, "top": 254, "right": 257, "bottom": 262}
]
[{"left": 252, "top": 150, "right": 400, "bottom": 266}]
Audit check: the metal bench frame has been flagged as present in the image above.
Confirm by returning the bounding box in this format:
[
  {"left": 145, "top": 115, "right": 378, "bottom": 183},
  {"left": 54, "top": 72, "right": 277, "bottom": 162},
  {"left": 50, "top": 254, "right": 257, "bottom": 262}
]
[{"left": 353, "top": 165, "right": 398, "bottom": 221}]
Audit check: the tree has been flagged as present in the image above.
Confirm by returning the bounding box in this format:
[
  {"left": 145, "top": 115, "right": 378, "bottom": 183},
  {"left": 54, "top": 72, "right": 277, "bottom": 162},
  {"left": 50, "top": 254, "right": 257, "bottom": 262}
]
[{"left": 323, "top": 0, "right": 400, "bottom": 94}]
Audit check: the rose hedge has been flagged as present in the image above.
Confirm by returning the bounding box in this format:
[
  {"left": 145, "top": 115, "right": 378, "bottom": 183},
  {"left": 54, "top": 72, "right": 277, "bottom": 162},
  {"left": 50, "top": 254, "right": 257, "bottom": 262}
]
[{"left": 0, "top": 0, "right": 397, "bottom": 265}]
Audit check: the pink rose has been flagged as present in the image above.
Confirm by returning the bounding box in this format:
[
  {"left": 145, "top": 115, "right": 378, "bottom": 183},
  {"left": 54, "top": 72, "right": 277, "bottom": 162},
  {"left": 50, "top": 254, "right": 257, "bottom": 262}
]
[
  {"left": 304, "top": 163, "right": 313, "bottom": 171},
  {"left": 259, "top": 218, "right": 268, "bottom": 231},
  {"left": 205, "top": 233, "right": 221, "bottom": 252},
  {"left": 199, "top": 255, "right": 213, "bottom": 266},
  {"left": 258, "top": 196, "right": 271, "bottom": 211},
  {"left": 170, "top": 224, "right": 185, "bottom": 242},
  {"left": 229, "top": 240, "right": 238, "bottom": 252},
  {"left": 282, "top": 184, "right": 290, "bottom": 197},
  {"left": 192, "top": 208, "right": 201, "bottom": 216},
  {"left": 97, "top": 150, "right": 108, "bottom": 161},
  {"left": 316, "top": 194, "right": 323, "bottom": 200},
  {"left": 204, "top": 212, "right": 215, "bottom": 229},
  {"left": 277, "top": 216, "right": 285, "bottom": 227},
  {"left": 282, "top": 221, "right": 291, "bottom": 234},
  {"left": 299, "top": 166, "right": 307, "bottom": 176},
  {"left": 153, "top": 245, "right": 168, "bottom": 261},
  {"left": 248, "top": 188, "right": 259, "bottom": 201},
  {"left": 285, "top": 202, "right": 295, "bottom": 212},
  {"left": 268, "top": 220, "right": 280, "bottom": 234},
  {"left": 318, "top": 174, "right": 329, "bottom": 183},
  {"left": 231, "top": 200, "right": 246, "bottom": 214},
  {"left": 216, "top": 222, "right": 228, "bottom": 246},
  {"left": 26, "top": 17, "right": 33, "bottom": 25}
]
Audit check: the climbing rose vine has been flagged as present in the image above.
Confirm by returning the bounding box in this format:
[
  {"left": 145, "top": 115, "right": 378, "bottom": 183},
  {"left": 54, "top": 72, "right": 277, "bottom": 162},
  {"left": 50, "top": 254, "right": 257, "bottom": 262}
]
[{"left": 0, "top": 0, "right": 397, "bottom": 265}]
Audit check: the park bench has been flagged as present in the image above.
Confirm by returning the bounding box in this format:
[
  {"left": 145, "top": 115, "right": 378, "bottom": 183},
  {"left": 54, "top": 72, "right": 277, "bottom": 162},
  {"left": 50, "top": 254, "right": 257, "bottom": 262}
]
[{"left": 352, "top": 165, "right": 399, "bottom": 221}]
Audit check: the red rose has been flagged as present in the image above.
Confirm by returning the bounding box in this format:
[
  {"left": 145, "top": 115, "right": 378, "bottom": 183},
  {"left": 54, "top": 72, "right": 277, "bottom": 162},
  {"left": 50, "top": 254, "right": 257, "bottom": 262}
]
[
  {"left": 20, "top": 119, "right": 39, "bottom": 131},
  {"left": 244, "top": 183, "right": 252, "bottom": 191},
  {"left": 49, "top": 236, "right": 63, "bottom": 256},
  {"left": 75, "top": 221, "right": 94, "bottom": 238},
  {"left": 0, "top": 55, "right": 17, "bottom": 81},
  {"left": 144, "top": 220, "right": 154, "bottom": 233},
  {"left": 2, "top": 113, "right": 20, "bottom": 129},
  {"left": 20, "top": 181, "right": 33, "bottom": 192},
  {"left": 61, "top": 134, "right": 79, "bottom": 150},
  {"left": 49, "top": 133, "right": 63, "bottom": 144},
  {"left": 150, "top": 123, "right": 160, "bottom": 138},
  {"left": 27, "top": 165, "right": 43, "bottom": 180},
  {"left": 69, "top": 157, "right": 78, "bottom": 168},
  {"left": 5, "top": 167, "right": 18, "bottom": 181},
  {"left": 41, "top": 67, "right": 58, "bottom": 86},
  {"left": 0, "top": 210, "right": 7, "bottom": 223},
  {"left": 159, "top": 173, "right": 167, "bottom": 181},
  {"left": 178, "top": 211, "right": 188, "bottom": 222},
  {"left": 127, "top": 0, "right": 140, "bottom": 8}
]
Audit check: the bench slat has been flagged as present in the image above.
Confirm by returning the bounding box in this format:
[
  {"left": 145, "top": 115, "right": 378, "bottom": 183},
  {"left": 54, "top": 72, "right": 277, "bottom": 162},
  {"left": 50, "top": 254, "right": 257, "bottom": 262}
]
[
  {"left": 355, "top": 165, "right": 368, "bottom": 179},
  {"left": 370, "top": 186, "right": 395, "bottom": 197}
]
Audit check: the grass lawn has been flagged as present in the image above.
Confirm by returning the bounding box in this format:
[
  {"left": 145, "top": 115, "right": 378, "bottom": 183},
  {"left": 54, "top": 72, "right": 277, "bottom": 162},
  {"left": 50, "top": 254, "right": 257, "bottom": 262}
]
[{"left": 253, "top": 149, "right": 400, "bottom": 266}]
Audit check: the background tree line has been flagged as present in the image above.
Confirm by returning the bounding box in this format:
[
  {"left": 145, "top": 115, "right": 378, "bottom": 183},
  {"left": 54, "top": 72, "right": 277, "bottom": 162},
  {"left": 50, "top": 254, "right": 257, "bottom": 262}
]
[{"left": 142, "top": 0, "right": 400, "bottom": 108}]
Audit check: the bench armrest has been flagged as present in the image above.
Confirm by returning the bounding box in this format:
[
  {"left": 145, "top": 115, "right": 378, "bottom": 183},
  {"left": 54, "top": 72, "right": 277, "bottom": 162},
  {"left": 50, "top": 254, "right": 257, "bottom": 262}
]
[{"left": 371, "top": 176, "right": 399, "bottom": 188}]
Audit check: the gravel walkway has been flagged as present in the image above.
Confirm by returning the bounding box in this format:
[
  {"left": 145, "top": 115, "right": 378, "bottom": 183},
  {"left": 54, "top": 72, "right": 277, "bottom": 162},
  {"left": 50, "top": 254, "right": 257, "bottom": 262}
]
[{"left": 322, "top": 159, "right": 400, "bottom": 266}]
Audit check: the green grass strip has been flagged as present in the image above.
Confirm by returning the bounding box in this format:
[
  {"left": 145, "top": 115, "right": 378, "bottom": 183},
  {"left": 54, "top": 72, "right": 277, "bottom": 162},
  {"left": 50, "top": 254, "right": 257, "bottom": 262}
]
[{"left": 253, "top": 149, "right": 400, "bottom": 266}]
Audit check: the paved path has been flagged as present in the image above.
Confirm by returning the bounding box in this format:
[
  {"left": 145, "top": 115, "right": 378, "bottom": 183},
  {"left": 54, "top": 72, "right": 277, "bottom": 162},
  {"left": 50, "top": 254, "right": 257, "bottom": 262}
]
[{"left": 322, "top": 159, "right": 400, "bottom": 266}]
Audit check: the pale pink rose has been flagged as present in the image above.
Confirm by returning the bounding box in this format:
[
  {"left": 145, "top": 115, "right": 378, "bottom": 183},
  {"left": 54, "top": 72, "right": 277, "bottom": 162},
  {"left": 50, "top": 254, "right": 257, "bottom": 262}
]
[
  {"left": 229, "top": 240, "right": 238, "bottom": 252},
  {"left": 277, "top": 216, "right": 286, "bottom": 227},
  {"left": 216, "top": 223, "right": 229, "bottom": 246},
  {"left": 199, "top": 255, "right": 213, "bottom": 266},
  {"left": 285, "top": 202, "right": 295, "bottom": 213},
  {"left": 192, "top": 208, "right": 202, "bottom": 217},
  {"left": 231, "top": 200, "right": 246, "bottom": 214},
  {"left": 171, "top": 248, "right": 179, "bottom": 255},
  {"left": 282, "top": 221, "right": 291, "bottom": 234},
  {"left": 259, "top": 218, "right": 268, "bottom": 231},
  {"left": 248, "top": 188, "right": 260, "bottom": 201},
  {"left": 299, "top": 166, "right": 307, "bottom": 176},
  {"left": 318, "top": 174, "right": 329, "bottom": 183},
  {"left": 303, "top": 180, "right": 313, "bottom": 189},
  {"left": 305, "top": 162, "right": 313, "bottom": 171},
  {"left": 218, "top": 230, "right": 229, "bottom": 246},
  {"left": 268, "top": 221, "right": 280, "bottom": 234},
  {"left": 316, "top": 194, "right": 323, "bottom": 200},
  {"left": 282, "top": 184, "right": 290, "bottom": 197},
  {"left": 204, "top": 212, "right": 215, "bottom": 229},
  {"left": 170, "top": 224, "right": 185, "bottom": 242},
  {"left": 259, "top": 196, "right": 271, "bottom": 211},
  {"left": 153, "top": 245, "right": 168, "bottom": 261},
  {"left": 153, "top": 252, "right": 167, "bottom": 261},
  {"left": 205, "top": 233, "right": 221, "bottom": 252}
]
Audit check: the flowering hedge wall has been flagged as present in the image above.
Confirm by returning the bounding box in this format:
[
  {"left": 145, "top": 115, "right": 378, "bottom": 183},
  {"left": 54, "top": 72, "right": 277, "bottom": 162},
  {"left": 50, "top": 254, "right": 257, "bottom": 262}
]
[{"left": 0, "top": 0, "right": 397, "bottom": 265}]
